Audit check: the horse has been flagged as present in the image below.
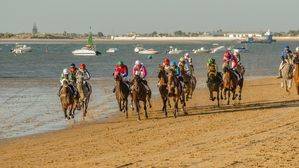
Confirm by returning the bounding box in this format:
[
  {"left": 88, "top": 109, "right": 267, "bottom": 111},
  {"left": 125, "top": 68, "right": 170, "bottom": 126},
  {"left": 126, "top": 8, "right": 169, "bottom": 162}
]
[
  {"left": 207, "top": 69, "right": 223, "bottom": 107},
  {"left": 157, "top": 65, "right": 171, "bottom": 117},
  {"left": 179, "top": 64, "right": 196, "bottom": 101},
  {"left": 281, "top": 58, "right": 294, "bottom": 93},
  {"left": 294, "top": 62, "right": 299, "bottom": 95},
  {"left": 131, "top": 75, "right": 152, "bottom": 121},
  {"left": 167, "top": 69, "right": 187, "bottom": 118},
  {"left": 76, "top": 74, "right": 92, "bottom": 119},
  {"left": 222, "top": 66, "right": 244, "bottom": 105},
  {"left": 59, "top": 80, "right": 76, "bottom": 120},
  {"left": 114, "top": 73, "right": 130, "bottom": 118}
]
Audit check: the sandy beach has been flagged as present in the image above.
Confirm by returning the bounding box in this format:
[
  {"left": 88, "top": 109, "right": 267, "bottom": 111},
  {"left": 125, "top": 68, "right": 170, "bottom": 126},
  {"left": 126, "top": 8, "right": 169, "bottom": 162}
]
[{"left": 0, "top": 77, "right": 298, "bottom": 167}]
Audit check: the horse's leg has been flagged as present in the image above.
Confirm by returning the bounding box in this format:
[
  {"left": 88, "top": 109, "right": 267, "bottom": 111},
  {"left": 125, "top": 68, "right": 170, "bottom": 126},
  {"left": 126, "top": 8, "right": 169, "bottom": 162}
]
[
  {"left": 168, "top": 97, "right": 172, "bottom": 108},
  {"left": 173, "top": 97, "right": 178, "bottom": 118},
  {"left": 117, "top": 99, "right": 122, "bottom": 112},
  {"left": 135, "top": 100, "right": 140, "bottom": 121},
  {"left": 227, "top": 90, "right": 230, "bottom": 105},
  {"left": 63, "top": 108, "right": 68, "bottom": 120},
  {"left": 297, "top": 86, "right": 299, "bottom": 95},
  {"left": 125, "top": 98, "right": 128, "bottom": 118},
  {"left": 285, "top": 80, "right": 289, "bottom": 92},
  {"left": 238, "top": 82, "right": 243, "bottom": 100},
  {"left": 147, "top": 91, "right": 152, "bottom": 108},
  {"left": 182, "top": 95, "right": 187, "bottom": 115},
  {"left": 217, "top": 90, "right": 220, "bottom": 107},
  {"left": 163, "top": 97, "right": 168, "bottom": 117},
  {"left": 144, "top": 100, "right": 148, "bottom": 119}
]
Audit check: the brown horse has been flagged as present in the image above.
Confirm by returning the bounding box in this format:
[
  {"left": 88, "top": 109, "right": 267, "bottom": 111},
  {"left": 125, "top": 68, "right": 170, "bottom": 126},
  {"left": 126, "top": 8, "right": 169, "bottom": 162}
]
[
  {"left": 131, "top": 75, "right": 152, "bottom": 121},
  {"left": 157, "top": 65, "right": 171, "bottom": 117},
  {"left": 167, "top": 69, "right": 187, "bottom": 118},
  {"left": 223, "top": 67, "right": 244, "bottom": 105},
  {"left": 59, "top": 80, "right": 76, "bottom": 120},
  {"left": 114, "top": 74, "right": 130, "bottom": 118},
  {"left": 76, "top": 75, "right": 92, "bottom": 119},
  {"left": 207, "top": 70, "right": 223, "bottom": 107},
  {"left": 179, "top": 64, "right": 196, "bottom": 101},
  {"left": 293, "top": 62, "right": 299, "bottom": 95}
]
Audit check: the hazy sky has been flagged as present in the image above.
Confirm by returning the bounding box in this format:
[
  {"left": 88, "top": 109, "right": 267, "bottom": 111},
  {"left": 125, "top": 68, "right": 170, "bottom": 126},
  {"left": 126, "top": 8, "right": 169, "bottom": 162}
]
[{"left": 1, "top": 0, "right": 298, "bottom": 34}]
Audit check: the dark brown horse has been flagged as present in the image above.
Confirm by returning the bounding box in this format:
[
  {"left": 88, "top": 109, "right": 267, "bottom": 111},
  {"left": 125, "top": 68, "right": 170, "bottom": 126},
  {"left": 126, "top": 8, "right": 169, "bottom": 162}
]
[
  {"left": 207, "top": 70, "right": 223, "bottom": 107},
  {"left": 179, "top": 64, "right": 196, "bottom": 101},
  {"left": 223, "top": 67, "right": 244, "bottom": 105},
  {"left": 114, "top": 74, "right": 130, "bottom": 118},
  {"left": 157, "top": 65, "right": 171, "bottom": 117},
  {"left": 131, "top": 75, "right": 152, "bottom": 121},
  {"left": 59, "top": 80, "right": 76, "bottom": 120},
  {"left": 167, "top": 69, "right": 187, "bottom": 118}
]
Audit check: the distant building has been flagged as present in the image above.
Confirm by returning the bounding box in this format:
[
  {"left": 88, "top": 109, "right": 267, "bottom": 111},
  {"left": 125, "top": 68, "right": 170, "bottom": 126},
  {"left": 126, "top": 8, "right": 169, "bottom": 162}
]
[{"left": 32, "top": 23, "right": 38, "bottom": 35}]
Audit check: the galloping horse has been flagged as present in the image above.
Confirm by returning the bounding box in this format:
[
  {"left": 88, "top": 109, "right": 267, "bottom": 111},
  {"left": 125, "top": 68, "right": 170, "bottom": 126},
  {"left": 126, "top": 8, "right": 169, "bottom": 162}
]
[
  {"left": 76, "top": 75, "right": 92, "bottom": 119},
  {"left": 281, "top": 58, "right": 294, "bottom": 93},
  {"left": 157, "top": 65, "right": 171, "bottom": 117},
  {"left": 167, "top": 69, "right": 187, "bottom": 118},
  {"left": 131, "top": 75, "right": 152, "bottom": 121},
  {"left": 59, "top": 80, "right": 76, "bottom": 120},
  {"left": 179, "top": 64, "right": 196, "bottom": 101},
  {"left": 114, "top": 73, "right": 130, "bottom": 118},
  {"left": 207, "top": 69, "right": 223, "bottom": 107},
  {"left": 223, "top": 67, "right": 244, "bottom": 105}
]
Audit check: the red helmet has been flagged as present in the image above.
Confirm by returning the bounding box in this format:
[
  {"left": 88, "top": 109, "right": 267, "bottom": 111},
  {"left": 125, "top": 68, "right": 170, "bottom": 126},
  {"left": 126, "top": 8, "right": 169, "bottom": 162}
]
[
  {"left": 163, "top": 58, "right": 170, "bottom": 65},
  {"left": 80, "top": 63, "right": 86, "bottom": 70}
]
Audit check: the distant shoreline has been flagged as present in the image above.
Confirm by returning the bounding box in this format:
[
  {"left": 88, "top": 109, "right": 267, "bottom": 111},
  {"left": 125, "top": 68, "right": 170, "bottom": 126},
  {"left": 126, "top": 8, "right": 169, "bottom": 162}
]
[{"left": 1, "top": 36, "right": 299, "bottom": 43}]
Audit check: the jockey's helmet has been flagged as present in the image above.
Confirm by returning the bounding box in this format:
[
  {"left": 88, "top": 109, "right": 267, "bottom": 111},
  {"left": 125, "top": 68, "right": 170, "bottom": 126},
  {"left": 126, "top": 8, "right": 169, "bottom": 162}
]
[
  {"left": 171, "top": 61, "right": 177, "bottom": 66},
  {"left": 184, "top": 53, "right": 190, "bottom": 59},
  {"left": 163, "top": 58, "right": 170, "bottom": 65},
  {"left": 179, "top": 57, "right": 185, "bottom": 62},
  {"left": 296, "top": 47, "right": 299, "bottom": 52},
  {"left": 135, "top": 60, "right": 141, "bottom": 65},
  {"left": 80, "top": 63, "right": 86, "bottom": 70},
  {"left": 63, "top": 68, "right": 69, "bottom": 75},
  {"left": 70, "top": 63, "right": 76, "bottom": 68},
  {"left": 117, "top": 61, "right": 124, "bottom": 66}
]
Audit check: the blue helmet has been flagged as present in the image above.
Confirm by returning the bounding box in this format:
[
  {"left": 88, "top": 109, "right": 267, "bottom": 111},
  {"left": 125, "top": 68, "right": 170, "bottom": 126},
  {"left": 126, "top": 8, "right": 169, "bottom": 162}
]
[
  {"left": 70, "top": 63, "right": 76, "bottom": 68},
  {"left": 285, "top": 45, "right": 290, "bottom": 49},
  {"left": 170, "top": 61, "right": 177, "bottom": 66}
]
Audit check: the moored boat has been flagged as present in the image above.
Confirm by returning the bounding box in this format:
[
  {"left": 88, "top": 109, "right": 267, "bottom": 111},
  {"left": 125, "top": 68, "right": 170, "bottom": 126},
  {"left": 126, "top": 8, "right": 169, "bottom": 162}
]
[{"left": 72, "top": 28, "right": 101, "bottom": 56}]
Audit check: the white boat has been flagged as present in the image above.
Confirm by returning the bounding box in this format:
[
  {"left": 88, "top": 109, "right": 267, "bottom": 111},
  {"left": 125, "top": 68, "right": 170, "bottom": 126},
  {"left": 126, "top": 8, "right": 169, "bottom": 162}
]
[
  {"left": 210, "top": 46, "right": 225, "bottom": 54},
  {"left": 193, "top": 47, "right": 211, "bottom": 54},
  {"left": 134, "top": 46, "right": 144, "bottom": 53},
  {"left": 72, "top": 29, "right": 100, "bottom": 56},
  {"left": 168, "top": 46, "right": 183, "bottom": 55},
  {"left": 11, "top": 44, "right": 32, "bottom": 54},
  {"left": 138, "top": 48, "right": 159, "bottom": 55},
  {"left": 106, "top": 48, "right": 118, "bottom": 53}
]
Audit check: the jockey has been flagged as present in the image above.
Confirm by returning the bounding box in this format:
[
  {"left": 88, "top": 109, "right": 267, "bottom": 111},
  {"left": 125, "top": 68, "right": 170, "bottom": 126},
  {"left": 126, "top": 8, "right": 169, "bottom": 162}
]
[
  {"left": 178, "top": 57, "right": 191, "bottom": 76},
  {"left": 294, "top": 47, "right": 299, "bottom": 64},
  {"left": 277, "top": 45, "right": 293, "bottom": 78},
  {"left": 162, "top": 57, "right": 171, "bottom": 72},
  {"left": 68, "top": 63, "right": 78, "bottom": 85},
  {"left": 222, "top": 49, "right": 233, "bottom": 70},
  {"left": 58, "top": 68, "right": 76, "bottom": 97},
  {"left": 170, "top": 61, "right": 183, "bottom": 84},
  {"left": 76, "top": 63, "right": 91, "bottom": 91},
  {"left": 113, "top": 61, "right": 129, "bottom": 93},
  {"left": 184, "top": 53, "right": 194, "bottom": 76},
  {"left": 114, "top": 61, "right": 129, "bottom": 80},
  {"left": 233, "top": 49, "right": 241, "bottom": 62},
  {"left": 206, "top": 58, "right": 222, "bottom": 83},
  {"left": 132, "top": 60, "right": 150, "bottom": 92}
]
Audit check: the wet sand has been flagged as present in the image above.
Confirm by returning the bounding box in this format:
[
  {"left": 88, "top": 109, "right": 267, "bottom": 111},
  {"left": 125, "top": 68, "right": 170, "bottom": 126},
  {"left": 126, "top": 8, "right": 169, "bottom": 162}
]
[{"left": 0, "top": 77, "right": 298, "bottom": 167}]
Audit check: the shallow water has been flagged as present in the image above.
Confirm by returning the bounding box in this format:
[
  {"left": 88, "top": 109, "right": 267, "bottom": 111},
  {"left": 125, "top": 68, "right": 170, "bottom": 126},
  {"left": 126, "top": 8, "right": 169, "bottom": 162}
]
[{"left": 0, "top": 41, "right": 298, "bottom": 139}]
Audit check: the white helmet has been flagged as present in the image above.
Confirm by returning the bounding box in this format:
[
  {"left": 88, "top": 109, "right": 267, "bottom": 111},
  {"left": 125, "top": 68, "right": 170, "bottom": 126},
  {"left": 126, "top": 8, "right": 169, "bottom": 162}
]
[
  {"left": 296, "top": 47, "right": 299, "bottom": 52},
  {"left": 234, "top": 49, "right": 239, "bottom": 54},
  {"left": 135, "top": 60, "right": 141, "bottom": 65},
  {"left": 63, "top": 68, "right": 69, "bottom": 75},
  {"left": 184, "top": 53, "right": 190, "bottom": 59}
]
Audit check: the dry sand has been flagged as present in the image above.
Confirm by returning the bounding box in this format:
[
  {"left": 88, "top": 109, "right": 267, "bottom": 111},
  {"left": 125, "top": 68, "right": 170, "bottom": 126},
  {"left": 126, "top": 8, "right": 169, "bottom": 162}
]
[{"left": 0, "top": 77, "right": 298, "bottom": 167}]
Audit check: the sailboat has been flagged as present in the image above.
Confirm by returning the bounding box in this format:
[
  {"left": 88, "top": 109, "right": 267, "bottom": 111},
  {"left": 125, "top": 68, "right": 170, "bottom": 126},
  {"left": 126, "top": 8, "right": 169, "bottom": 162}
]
[{"left": 72, "top": 28, "right": 101, "bottom": 56}]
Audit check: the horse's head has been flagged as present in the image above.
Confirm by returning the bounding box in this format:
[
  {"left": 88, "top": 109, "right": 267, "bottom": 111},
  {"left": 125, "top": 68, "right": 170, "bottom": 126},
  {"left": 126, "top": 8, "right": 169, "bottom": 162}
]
[
  {"left": 167, "top": 70, "right": 175, "bottom": 93},
  {"left": 114, "top": 72, "right": 123, "bottom": 82}
]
